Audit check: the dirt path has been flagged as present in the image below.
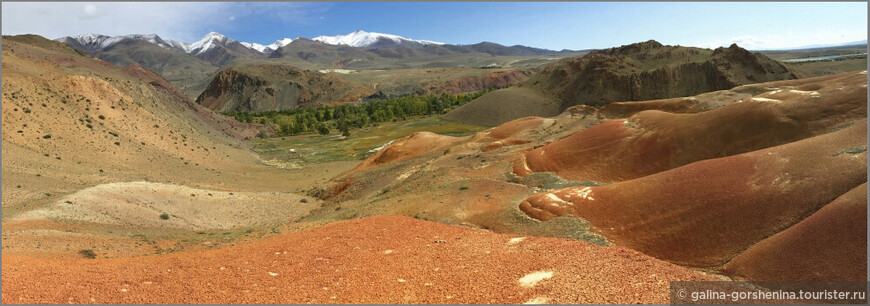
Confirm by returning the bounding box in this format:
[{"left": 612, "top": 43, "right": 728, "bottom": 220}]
[{"left": 2, "top": 215, "right": 719, "bottom": 304}]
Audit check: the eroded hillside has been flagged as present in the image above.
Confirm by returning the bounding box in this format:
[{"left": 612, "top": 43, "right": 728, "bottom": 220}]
[
  {"left": 1, "top": 35, "right": 359, "bottom": 258},
  {"left": 307, "top": 70, "right": 867, "bottom": 282}
]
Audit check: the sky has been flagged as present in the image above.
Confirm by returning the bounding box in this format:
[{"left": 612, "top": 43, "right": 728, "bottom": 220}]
[{"left": 2, "top": 2, "right": 867, "bottom": 51}]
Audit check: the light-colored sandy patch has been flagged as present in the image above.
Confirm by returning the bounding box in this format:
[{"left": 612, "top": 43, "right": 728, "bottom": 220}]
[
  {"left": 11, "top": 181, "right": 317, "bottom": 230},
  {"left": 524, "top": 297, "right": 549, "bottom": 304},
  {"left": 568, "top": 187, "right": 595, "bottom": 201},
  {"left": 369, "top": 140, "right": 396, "bottom": 153},
  {"left": 750, "top": 97, "right": 781, "bottom": 103},
  {"left": 545, "top": 193, "right": 569, "bottom": 207},
  {"left": 383, "top": 250, "right": 394, "bottom": 255},
  {"left": 318, "top": 69, "right": 356, "bottom": 74},
  {"left": 508, "top": 237, "right": 526, "bottom": 244},
  {"left": 788, "top": 90, "right": 820, "bottom": 97},
  {"left": 260, "top": 158, "right": 303, "bottom": 169},
  {"left": 518, "top": 270, "right": 554, "bottom": 288}
]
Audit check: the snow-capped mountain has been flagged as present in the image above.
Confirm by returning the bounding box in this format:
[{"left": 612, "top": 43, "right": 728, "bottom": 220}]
[
  {"left": 312, "top": 30, "right": 443, "bottom": 48},
  {"left": 240, "top": 38, "right": 293, "bottom": 53},
  {"left": 58, "top": 30, "right": 445, "bottom": 55},
  {"left": 183, "top": 32, "right": 233, "bottom": 55},
  {"left": 58, "top": 33, "right": 182, "bottom": 50}
]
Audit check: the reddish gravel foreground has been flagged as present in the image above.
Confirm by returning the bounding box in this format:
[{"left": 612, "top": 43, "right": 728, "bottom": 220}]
[{"left": 2, "top": 215, "right": 719, "bottom": 304}]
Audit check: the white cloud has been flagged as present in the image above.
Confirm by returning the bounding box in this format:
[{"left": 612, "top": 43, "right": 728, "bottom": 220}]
[
  {"left": 1, "top": 2, "right": 330, "bottom": 42},
  {"left": 81, "top": 4, "right": 100, "bottom": 19},
  {"left": 2, "top": 2, "right": 231, "bottom": 42}
]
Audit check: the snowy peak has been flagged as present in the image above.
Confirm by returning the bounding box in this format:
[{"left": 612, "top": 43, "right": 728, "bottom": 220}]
[
  {"left": 267, "top": 38, "right": 294, "bottom": 50},
  {"left": 57, "top": 30, "right": 445, "bottom": 56},
  {"left": 239, "top": 42, "right": 268, "bottom": 53},
  {"left": 186, "top": 32, "right": 234, "bottom": 55},
  {"left": 240, "top": 38, "right": 294, "bottom": 53},
  {"left": 311, "top": 30, "right": 443, "bottom": 48},
  {"left": 58, "top": 33, "right": 177, "bottom": 50}
]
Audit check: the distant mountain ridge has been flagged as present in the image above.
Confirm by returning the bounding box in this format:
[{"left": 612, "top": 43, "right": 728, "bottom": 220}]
[
  {"left": 312, "top": 30, "right": 444, "bottom": 48},
  {"left": 56, "top": 30, "right": 566, "bottom": 59}
]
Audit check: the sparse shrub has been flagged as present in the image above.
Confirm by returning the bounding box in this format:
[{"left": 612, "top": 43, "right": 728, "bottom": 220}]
[
  {"left": 114, "top": 141, "right": 120, "bottom": 146},
  {"left": 42, "top": 134, "right": 51, "bottom": 139},
  {"left": 159, "top": 213, "right": 169, "bottom": 220},
  {"left": 459, "top": 186, "right": 469, "bottom": 190},
  {"left": 78, "top": 249, "right": 96, "bottom": 259},
  {"left": 300, "top": 198, "right": 308, "bottom": 203},
  {"left": 98, "top": 115, "right": 105, "bottom": 120}
]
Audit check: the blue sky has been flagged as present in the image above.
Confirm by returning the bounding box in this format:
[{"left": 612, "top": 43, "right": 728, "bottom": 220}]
[{"left": 2, "top": 2, "right": 867, "bottom": 50}]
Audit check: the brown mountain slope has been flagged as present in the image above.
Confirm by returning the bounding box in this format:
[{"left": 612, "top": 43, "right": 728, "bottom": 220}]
[
  {"left": 196, "top": 64, "right": 375, "bottom": 112},
  {"left": 444, "top": 41, "right": 798, "bottom": 126},
  {"left": 442, "top": 87, "right": 562, "bottom": 126},
  {"left": 1, "top": 35, "right": 354, "bottom": 259},
  {"left": 2, "top": 215, "right": 720, "bottom": 304},
  {"left": 525, "top": 40, "right": 798, "bottom": 109}
]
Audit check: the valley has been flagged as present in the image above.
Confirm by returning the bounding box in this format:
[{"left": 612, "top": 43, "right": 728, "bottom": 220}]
[{"left": 1, "top": 18, "right": 867, "bottom": 304}]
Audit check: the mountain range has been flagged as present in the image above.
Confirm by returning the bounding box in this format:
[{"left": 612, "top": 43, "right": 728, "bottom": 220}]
[
  {"left": 55, "top": 30, "right": 583, "bottom": 100},
  {"left": 57, "top": 30, "right": 567, "bottom": 62}
]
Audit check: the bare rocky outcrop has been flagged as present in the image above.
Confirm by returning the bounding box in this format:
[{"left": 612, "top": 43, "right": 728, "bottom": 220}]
[
  {"left": 525, "top": 40, "right": 798, "bottom": 108},
  {"left": 195, "top": 64, "right": 375, "bottom": 112}
]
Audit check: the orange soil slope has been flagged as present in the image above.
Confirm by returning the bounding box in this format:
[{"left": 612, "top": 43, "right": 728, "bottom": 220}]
[
  {"left": 354, "top": 132, "right": 460, "bottom": 171},
  {"left": 519, "top": 122, "right": 867, "bottom": 268},
  {"left": 2, "top": 215, "right": 719, "bottom": 304},
  {"left": 513, "top": 71, "right": 867, "bottom": 183},
  {"left": 722, "top": 183, "right": 867, "bottom": 282}
]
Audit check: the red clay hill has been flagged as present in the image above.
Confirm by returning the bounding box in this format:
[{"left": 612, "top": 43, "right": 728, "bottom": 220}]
[{"left": 317, "top": 70, "right": 867, "bottom": 284}]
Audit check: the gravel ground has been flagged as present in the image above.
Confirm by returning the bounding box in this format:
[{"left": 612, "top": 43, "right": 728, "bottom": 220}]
[{"left": 2, "top": 215, "right": 719, "bottom": 304}]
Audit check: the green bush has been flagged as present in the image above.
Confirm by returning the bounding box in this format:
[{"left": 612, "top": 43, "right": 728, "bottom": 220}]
[{"left": 159, "top": 213, "right": 170, "bottom": 220}]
